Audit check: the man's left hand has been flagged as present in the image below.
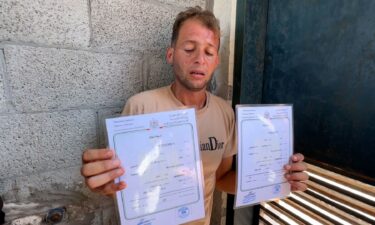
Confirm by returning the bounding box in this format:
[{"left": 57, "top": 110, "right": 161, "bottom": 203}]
[{"left": 284, "top": 153, "right": 309, "bottom": 192}]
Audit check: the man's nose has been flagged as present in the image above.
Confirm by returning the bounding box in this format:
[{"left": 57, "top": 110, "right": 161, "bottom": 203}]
[{"left": 193, "top": 50, "right": 205, "bottom": 64}]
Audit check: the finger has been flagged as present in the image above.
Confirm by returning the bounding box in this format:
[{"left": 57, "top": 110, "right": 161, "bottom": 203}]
[
  {"left": 82, "top": 149, "right": 114, "bottom": 163},
  {"left": 290, "top": 181, "right": 308, "bottom": 192},
  {"left": 85, "top": 168, "right": 124, "bottom": 190},
  {"left": 290, "top": 153, "right": 304, "bottom": 162},
  {"left": 285, "top": 171, "right": 309, "bottom": 182},
  {"left": 100, "top": 181, "right": 127, "bottom": 196},
  {"left": 81, "top": 159, "right": 122, "bottom": 177},
  {"left": 284, "top": 162, "right": 307, "bottom": 172}
]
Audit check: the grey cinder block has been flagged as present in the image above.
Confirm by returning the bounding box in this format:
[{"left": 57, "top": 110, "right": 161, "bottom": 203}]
[
  {"left": 0, "top": 110, "right": 97, "bottom": 179},
  {"left": 0, "top": 0, "right": 90, "bottom": 48},
  {"left": 98, "top": 107, "right": 123, "bottom": 148},
  {"left": 91, "top": 0, "right": 189, "bottom": 52},
  {"left": 142, "top": 54, "right": 174, "bottom": 90},
  {"left": 102, "top": 206, "right": 120, "bottom": 225},
  {"left": 1, "top": 166, "right": 111, "bottom": 224},
  {"left": 0, "top": 49, "right": 16, "bottom": 114},
  {"left": 154, "top": 0, "right": 206, "bottom": 8},
  {"left": 0, "top": 49, "right": 5, "bottom": 104},
  {"left": 4, "top": 45, "right": 143, "bottom": 112}
]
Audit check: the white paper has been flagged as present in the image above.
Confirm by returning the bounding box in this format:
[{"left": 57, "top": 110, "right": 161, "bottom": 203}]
[
  {"left": 106, "top": 108, "right": 205, "bottom": 225},
  {"left": 235, "top": 105, "right": 293, "bottom": 208}
]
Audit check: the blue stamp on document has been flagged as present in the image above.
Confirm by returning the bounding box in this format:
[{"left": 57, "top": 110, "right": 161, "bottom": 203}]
[
  {"left": 137, "top": 219, "right": 152, "bottom": 225},
  {"left": 242, "top": 192, "right": 256, "bottom": 204},
  {"left": 178, "top": 206, "right": 190, "bottom": 218},
  {"left": 273, "top": 184, "right": 281, "bottom": 194}
]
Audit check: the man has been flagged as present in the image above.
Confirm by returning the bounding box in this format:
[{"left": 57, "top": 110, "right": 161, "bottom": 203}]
[{"left": 81, "top": 6, "right": 308, "bottom": 225}]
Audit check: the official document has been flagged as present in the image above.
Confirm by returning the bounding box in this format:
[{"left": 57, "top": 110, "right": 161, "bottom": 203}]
[
  {"left": 106, "top": 108, "right": 205, "bottom": 225},
  {"left": 235, "top": 105, "right": 293, "bottom": 208}
]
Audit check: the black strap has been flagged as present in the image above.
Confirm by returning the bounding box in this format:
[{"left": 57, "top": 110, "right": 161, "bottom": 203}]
[{"left": 0, "top": 196, "right": 4, "bottom": 224}]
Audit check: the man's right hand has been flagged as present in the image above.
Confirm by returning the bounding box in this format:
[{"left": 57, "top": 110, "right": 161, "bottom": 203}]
[{"left": 81, "top": 148, "right": 126, "bottom": 196}]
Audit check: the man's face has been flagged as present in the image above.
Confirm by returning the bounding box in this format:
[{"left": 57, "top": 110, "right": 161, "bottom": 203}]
[{"left": 166, "top": 19, "right": 220, "bottom": 92}]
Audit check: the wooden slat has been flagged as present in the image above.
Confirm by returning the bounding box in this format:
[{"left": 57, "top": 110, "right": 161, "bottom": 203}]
[
  {"left": 307, "top": 179, "right": 375, "bottom": 216},
  {"left": 260, "top": 163, "right": 375, "bottom": 225},
  {"left": 293, "top": 192, "right": 371, "bottom": 225},
  {"left": 268, "top": 201, "right": 308, "bottom": 225},
  {"left": 260, "top": 205, "right": 285, "bottom": 225},
  {"left": 305, "top": 159, "right": 375, "bottom": 185},
  {"left": 307, "top": 181, "right": 375, "bottom": 223},
  {"left": 282, "top": 198, "right": 334, "bottom": 225},
  {"left": 259, "top": 214, "right": 274, "bottom": 225},
  {"left": 288, "top": 193, "right": 346, "bottom": 224},
  {"left": 308, "top": 175, "right": 375, "bottom": 207},
  {"left": 307, "top": 163, "right": 375, "bottom": 197},
  {"left": 258, "top": 218, "right": 272, "bottom": 225},
  {"left": 305, "top": 189, "right": 374, "bottom": 224}
]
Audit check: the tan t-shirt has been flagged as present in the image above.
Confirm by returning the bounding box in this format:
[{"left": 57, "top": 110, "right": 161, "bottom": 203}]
[{"left": 122, "top": 85, "right": 237, "bottom": 225}]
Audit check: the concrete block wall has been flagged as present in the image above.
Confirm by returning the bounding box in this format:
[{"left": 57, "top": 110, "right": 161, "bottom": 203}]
[{"left": 0, "top": 0, "right": 236, "bottom": 224}]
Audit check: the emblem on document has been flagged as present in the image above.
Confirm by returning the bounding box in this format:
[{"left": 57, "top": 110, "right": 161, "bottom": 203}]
[
  {"left": 149, "top": 118, "right": 159, "bottom": 129},
  {"left": 242, "top": 192, "right": 256, "bottom": 204},
  {"left": 137, "top": 219, "right": 152, "bottom": 225},
  {"left": 273, "top": 184, "right": 281, "bottom": 194},
  {"left": 264, "top": 111, "right": 270, "bottom": 119},
  {"left": 178, "top": 206, "right": 190, "bottom": 218}
]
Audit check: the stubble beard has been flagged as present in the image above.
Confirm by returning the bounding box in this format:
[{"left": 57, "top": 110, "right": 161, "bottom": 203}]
[{"left": 174, "top": 73, "right": 210, "bottom": 92}]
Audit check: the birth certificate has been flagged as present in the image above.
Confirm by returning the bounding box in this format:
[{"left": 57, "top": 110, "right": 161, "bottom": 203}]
[
  {"left": 235, "top": 105, "right": 293, "bottom": 208},
  {"left": 106, "top": 108, "right": 205, "bottom": 225}
]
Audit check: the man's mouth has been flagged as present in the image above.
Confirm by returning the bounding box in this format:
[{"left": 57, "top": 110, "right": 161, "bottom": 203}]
[{"left": 190, "top": 70, "right": 205, "bottom": 77}]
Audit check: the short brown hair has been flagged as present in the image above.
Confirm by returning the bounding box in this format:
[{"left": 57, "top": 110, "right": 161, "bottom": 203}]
[{"left": 171, "top": 6, "right": 220, "bottom": 48}]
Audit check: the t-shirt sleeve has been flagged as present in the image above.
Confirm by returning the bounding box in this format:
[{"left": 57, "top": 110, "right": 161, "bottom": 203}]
[
  {"left": 121, "top": 96, "right": 144, "bottom": 116},
  {"left": 223, "top": 109, "right": 237, "bottom": 158},
  {"left": 121, "top": 101, "right": 132, "bottom": 116}
]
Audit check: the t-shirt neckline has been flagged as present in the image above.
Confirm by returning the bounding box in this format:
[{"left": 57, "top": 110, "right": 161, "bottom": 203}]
[{"left": 167, "top": 84, "right": 210, "bottom": 114}]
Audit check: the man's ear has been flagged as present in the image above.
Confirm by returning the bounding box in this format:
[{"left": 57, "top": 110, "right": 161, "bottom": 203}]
[{"left": 166, "top": 47, "right": 174, "bottom": 65}]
